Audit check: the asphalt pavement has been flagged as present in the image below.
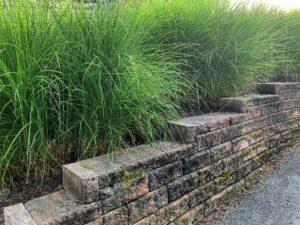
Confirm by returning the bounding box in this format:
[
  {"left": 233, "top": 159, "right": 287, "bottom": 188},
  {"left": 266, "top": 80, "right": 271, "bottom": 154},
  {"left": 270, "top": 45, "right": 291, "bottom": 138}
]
[{"left": 219, "top": 148, "right": 300, "bottom": 225}]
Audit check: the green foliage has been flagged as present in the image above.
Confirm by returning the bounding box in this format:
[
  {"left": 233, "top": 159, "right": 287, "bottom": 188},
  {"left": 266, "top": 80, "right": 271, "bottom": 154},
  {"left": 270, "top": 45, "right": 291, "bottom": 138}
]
[
  {"left": 0, "top": 0, "right": 299, "bottom": 185},
  {"left": 0, "top": 0, "right": 182, "bottom": 185},
  {"left": 129, "top": 0, "right": 295, "bottom": 110},
  {"left": 285, "top": 11, "right": 300, "bottom": 72}
]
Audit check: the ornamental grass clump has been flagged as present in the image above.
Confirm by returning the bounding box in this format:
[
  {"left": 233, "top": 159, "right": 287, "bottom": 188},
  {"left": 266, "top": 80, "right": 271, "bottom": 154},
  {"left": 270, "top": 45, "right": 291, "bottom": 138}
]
[
  {"left": 285, "top": 10, "right": 300, "bottom": 72},
  {"left": 129, "top": 0, "right": 294, "bottom": 110},
  {"left": 0, "top": 0, "right": 183, "bottom": 185},
  {"left": 0, "top": 0, "right": 299, "bottom": 186}
]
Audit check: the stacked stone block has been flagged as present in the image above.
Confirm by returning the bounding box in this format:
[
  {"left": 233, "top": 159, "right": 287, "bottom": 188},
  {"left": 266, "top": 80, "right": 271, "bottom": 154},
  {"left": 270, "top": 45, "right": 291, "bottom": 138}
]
[{"left": 4, "top": 82, "right": 300, "bottom": 225}]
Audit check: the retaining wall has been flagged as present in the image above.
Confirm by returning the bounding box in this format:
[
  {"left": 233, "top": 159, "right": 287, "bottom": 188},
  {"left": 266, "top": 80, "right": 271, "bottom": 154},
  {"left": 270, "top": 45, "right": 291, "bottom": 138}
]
[{"left": 4, "top": 82, "right": 300, "bottom": 225}]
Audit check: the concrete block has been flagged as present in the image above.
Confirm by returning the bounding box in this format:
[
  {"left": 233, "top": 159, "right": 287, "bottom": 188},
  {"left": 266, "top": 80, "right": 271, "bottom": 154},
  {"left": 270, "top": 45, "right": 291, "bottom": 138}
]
[{"left": 4, "top": 203, "right": 37, "bottom": 225}]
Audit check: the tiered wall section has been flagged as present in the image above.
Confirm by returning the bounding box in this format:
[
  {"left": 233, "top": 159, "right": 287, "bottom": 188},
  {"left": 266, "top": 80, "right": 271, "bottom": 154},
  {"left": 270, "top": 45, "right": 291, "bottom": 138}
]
[{"left": 4, "top": 82, "right": 300, "bottom": 225}]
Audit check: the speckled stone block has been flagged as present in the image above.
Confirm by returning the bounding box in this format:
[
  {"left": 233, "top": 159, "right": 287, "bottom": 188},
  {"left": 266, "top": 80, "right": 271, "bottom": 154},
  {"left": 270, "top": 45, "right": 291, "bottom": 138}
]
[
  {"left": 132, "top": 215, "right": 157, "bottom": 225},
  {"left": 25, "top": 190, "right": 101, "bottom": 225},
  {"left": 220, "top": 95, "right": 280, "bottom": 113},
  {"left": 4, "top": 203, "right": 37, "bottom": 225},
  {"left": 167, "top": 172, "right": 199, "bottom": 202},
  {"left": 197, "top": 129, "right": 222, "bottom": 150},
  {"left": 100, "top": 174, "right": 149, "bottom": 213},
  {"left": 128, "top": 187, "right": 168, "bottom": 224},
  {"left": 182, "top": 150, "right": 210, "bottom": 174},
  {"left": 174, "top": 204, "right": 204, "bottom": 225},
  {"left": 188, "top": 181, "right": 215, "bottom": 208},
  {"left": 155, "top": 194, "right": 190, "bottom": 225},
  {"left": 86, "top": 206, "right": 128, "bottom": 225},
  {"left": 63, "top": 142, "right": 194, "bottom": 203},
  {"left": 63, "top": 163, "right": 100, "bottom": 204},
  {"left": 169, "top": 113, "right": 240, "bottom": 143},
  {"left": 148, "top": 161, "right": 183, "bottom": 190},
  {"left": 209, "top": 142, "right": 232, "bottom": 162}
]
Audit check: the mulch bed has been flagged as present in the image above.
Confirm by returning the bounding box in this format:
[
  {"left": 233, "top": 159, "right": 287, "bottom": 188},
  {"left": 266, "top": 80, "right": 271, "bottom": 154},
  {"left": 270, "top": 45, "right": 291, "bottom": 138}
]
[{"left": 0, "top": 173, "right": 62, "bottom": 225}]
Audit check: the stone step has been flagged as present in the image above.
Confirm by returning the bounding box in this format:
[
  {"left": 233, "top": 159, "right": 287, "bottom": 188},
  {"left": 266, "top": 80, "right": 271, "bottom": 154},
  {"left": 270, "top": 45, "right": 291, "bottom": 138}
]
[
  {"left": 63, "top": 142, "right": 195, "bottom": 204},
  {"left": 168, "top": 112, "right": 244, "bottom": 143},
  {"left": 169, "top": 94, "right": 286, "bottom": 143},
  {"left": 257, "top": 82, "right": 300, "bottom": 94},
  {"left": 4, "top": 190, "right": 102, "bottom": 225},
  {"left": 219, "top": 94, "right": 280, "bottom": 113},
  {"left": 257, "top": 82, "right": 300, "bottom": 99},
  {"left": 4, "top": 203, "right": 37, "bottom": 225}
]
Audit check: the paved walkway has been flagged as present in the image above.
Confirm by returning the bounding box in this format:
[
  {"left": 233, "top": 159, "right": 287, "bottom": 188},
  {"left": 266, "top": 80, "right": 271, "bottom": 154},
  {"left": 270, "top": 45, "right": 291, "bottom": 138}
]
[{"left": 219, "top": 148, "right": 300, "bottom": 225}]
